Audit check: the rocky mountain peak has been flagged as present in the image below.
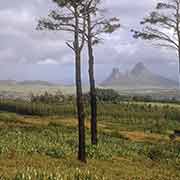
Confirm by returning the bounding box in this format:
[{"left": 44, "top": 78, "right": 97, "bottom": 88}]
[
  {"left": 101, "top": 62, "right": 178, "bottom": 88},
  {"left": 112, "top": 68, "right": 120, "bottom": 74},
  {"left": 110, "top": 68, "right": 121, "bottom": 80},
  {"left": 112, "top": 67, "right": 120, "bottom": 77},
  {"left": 131, "top": 62, "right": 148, "bottom": 76}
]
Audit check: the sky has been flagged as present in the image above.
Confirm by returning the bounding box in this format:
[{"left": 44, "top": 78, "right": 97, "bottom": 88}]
[{"left": 0, "top": 0, "right": 179, "bottom": 84}]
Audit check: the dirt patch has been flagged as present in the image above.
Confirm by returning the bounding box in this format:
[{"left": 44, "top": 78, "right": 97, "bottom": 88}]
[{"left": 120, "top": 131, "right": 168, "bottom": 142}]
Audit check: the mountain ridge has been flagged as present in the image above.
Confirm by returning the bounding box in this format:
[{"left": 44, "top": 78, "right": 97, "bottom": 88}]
[
  {"left": 0, "top": 80, "right": 55, "bottom": 86},
  {"left": 101, "top": 62, "right": 178, "bottom": 88}
]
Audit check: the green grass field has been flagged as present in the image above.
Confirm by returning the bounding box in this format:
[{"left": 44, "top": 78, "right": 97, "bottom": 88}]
[{"left": 0, "top": 101, "right": 179, "bottom": 179}]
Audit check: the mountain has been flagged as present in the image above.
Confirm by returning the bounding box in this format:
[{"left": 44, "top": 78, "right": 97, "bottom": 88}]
[{"left": 101, "top": 62, "right": 178, "bottom": 88}]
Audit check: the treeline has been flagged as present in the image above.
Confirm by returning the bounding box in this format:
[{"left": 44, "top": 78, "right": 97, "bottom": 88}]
[
  {"left": 97, "top": 103, "right": 180, "bottom": 123},
  {"left": 84, "top": 88, "right": 129, "bottom": 103},
  {"left": 0, "top": 96, "right": 180, "bottom": 124},
  {"left": 30, "top": 91, "right": 75, "bottom": 104},
  {"left": 0, "top": 89, "right": 180, "bottom": 124},
  {"left": 0, "top": 99, "right": 76, "bottom": 117},
  {"left": 30, "top": 89, "right": 128, "bottom": 105},
  {"left": 0, "top": 89, "right": 124, "bottom": 117},
  {"left": 86, "top": 89, "right": 180, "bottom": 104},
  {"left": 132, "top": 95, "right": 180, "bottom": 104}
]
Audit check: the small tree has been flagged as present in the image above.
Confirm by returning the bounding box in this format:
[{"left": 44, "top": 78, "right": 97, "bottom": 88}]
[
  {"left": 82, "top": 0, "right": 120, "bottom": 145},
  {"left": 132, "top": 0, "right": 180, "bottom": 86},
  {"left": 37, "top": 0, "right": 87, "bottom": 162}
]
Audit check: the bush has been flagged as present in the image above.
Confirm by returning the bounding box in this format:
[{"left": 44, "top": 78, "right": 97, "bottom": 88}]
[
  {"left": 84, "top": 88, "right": 128, "bottom": 103},
  {"left": 30, "top": 91, "right": 65, "bottom": 104},
  {"left": 45, "top": 148, "right": 65, "bottom": 158},
  {"left": 147, "top": 146, "right": 164, "bottom": 161},
  {"left": 86, "top": 144, "right": 113, "bottom": 160}
]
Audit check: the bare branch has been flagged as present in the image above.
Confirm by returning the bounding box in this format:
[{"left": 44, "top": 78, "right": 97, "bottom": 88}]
[
  {"left": 66, "top": 42, "right": 75, "bottom": 51},
  {"left": 79, "top": 16, "right": 86, "bottom": 51},
  {"left": 154, "top": 43, "right": 178, "bottom": 50},
  {"left": 132, "top": 0, "right": 180, "bottom": 53}
]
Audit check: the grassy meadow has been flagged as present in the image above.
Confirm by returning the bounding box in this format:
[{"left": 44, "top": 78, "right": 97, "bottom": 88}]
[{"left": 0, "top": 100, "right": 179, "bottom": 179}]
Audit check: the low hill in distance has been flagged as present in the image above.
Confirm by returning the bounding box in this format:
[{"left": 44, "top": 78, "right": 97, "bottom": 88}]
[
  {"left": 0, "top": 80, "right": 17, "bottom": 85},
  {"left": 18, "top": 80, "right": 55, "bottom": 86},
  {"left": 101, "top": 62, "right": 178, "bottom": 89},
  {"left": 0, "top": 80, "right": 55, "bottom": 86}
]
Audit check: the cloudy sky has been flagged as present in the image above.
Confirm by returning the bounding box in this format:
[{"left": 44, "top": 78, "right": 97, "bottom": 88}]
[{"left": 0, "top": 0, "right": 179, "bottom": 84}]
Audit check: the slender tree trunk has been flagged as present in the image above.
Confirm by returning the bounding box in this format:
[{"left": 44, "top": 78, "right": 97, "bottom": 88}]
[
  {"left": 76, "top": 50, "right": 86, "bottom": 162},
  {"left": 87, "top": 14, "right": 97, "bottom": 145},
  {"left": 178, "top": 50, "right": 180, "bottom": 88},
  {"left": 176, "top": 3, "right": 180, "bottom": 89},
  {"left": 74, "top": 7, "right": 86, "bottom": 162}
]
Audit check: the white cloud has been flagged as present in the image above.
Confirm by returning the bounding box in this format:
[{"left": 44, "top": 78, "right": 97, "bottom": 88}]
[{"left": 37, "top": 58, "right": 59, "bottom": 65}]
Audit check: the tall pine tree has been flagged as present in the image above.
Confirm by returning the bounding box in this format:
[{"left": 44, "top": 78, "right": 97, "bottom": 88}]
[
  {"left": 82, "top": 0, "right": 120, "bottom": 145},
  {"left": 37, "top": 0, "right": 87, "bottom": 162}
]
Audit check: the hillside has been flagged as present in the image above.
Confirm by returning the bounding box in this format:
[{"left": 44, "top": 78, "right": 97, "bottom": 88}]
[{"left": 101, "top": 62, "right": 178, "bottom": 88}]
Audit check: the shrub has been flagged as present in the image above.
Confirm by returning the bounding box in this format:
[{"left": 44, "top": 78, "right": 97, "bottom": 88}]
[
  {"left": 30, "top": 91, "right": 65, "bottom": 104},
  {"left": 147, "top": 146, "right": 164, "bottom": 161},
  {"left": 86, "top": 144, "right": 113, "bottom": 160},
  {"left": 45, "top": 148, "right": 65, "bottom": 158}
]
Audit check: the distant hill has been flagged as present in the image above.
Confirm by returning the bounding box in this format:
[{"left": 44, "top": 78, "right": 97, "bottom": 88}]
[
  {"left": 17, "top": 80, "right": 55, "bottom": 86},
  {"left": 101, "top": 62, "right": 178, "bottom": 88},
  {"left": 0, "top": 80, "right": 55, "bottom": 86},
  {"left": 0, "top": 80, "right": 17, "bottom": 85}
]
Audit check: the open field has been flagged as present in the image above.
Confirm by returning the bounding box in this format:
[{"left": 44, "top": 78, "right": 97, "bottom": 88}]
[
  {"left": 106, "top": 87, "right": 180, "bottom": 100},
  {"left": 0, "top": 85, "right": 76, "bottom": 98},
  {"left": 1, "top": 84, "right": 180, "bottom": 100},
  {"left": 0, "top": 101, "right": 179, "bottom": 179}
]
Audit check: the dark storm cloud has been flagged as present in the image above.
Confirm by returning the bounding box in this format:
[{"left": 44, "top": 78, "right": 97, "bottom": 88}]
[{"left": 0, "top": 0, "right": 178, "bottom": 81}]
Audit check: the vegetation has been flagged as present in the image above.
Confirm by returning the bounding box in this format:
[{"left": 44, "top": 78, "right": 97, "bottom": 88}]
[
  {"left": 30, "top": 91, "right": 65, "bottom": 104},
  {"left": 0, "top": 99, "right": 75, "bottom": 117},
  {"left": 0, "top": 89, "right": 180, "bottom": 179},
  {"left": 94, "top": 88, "right": 126, "bottom": 102},
  {"left": 0, "top": 100, "right": 179, "bottom": 179},
  {"left": 6, "top": 168, "right": 104, "bottom": 180},
  {"left": 0, "top": 98, "right": 180, "bottom": 132},
  {"left": 1, "top": 0, "right": 180, "bottom": 178}
]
